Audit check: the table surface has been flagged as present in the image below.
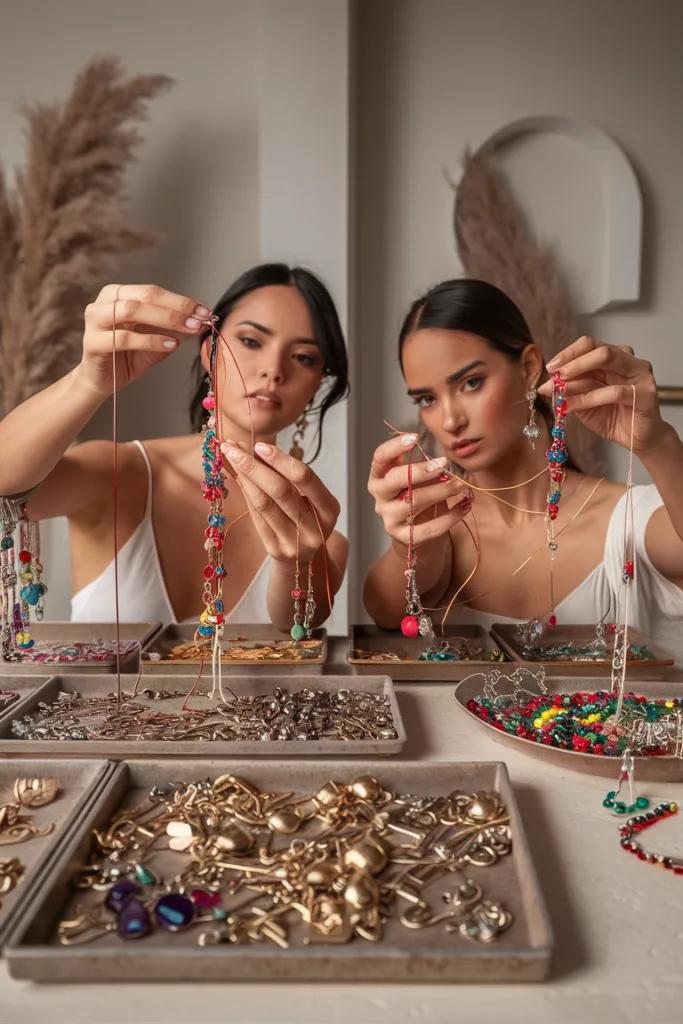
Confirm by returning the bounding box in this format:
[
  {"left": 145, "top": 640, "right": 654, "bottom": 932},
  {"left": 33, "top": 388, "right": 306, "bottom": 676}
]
[{"left": 2, "top": 647, "right": 683, "bottom": 1024}]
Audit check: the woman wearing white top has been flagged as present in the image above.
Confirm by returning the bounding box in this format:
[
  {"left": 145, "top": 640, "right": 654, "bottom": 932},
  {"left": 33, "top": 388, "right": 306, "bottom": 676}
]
[
  {"left": 0, "top": 265, "right": 349, "bottom": 629},
  {"left": 364, "top": 279, "right": 683, "bottom": 662}
]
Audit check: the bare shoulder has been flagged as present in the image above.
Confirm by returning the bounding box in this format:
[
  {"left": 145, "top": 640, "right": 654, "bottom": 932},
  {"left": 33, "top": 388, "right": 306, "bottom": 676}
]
[{"left": 137, "top": 435, "right": 199, "bottom": 475}]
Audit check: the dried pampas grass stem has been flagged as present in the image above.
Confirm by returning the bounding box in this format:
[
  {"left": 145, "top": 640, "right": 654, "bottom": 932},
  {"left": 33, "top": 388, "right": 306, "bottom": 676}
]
[
  {"left": 452, "top": 148, "right": 601, "bottom": 474},
  {"left": 0, "top": 57, "right": 174, "bottom": 416}
]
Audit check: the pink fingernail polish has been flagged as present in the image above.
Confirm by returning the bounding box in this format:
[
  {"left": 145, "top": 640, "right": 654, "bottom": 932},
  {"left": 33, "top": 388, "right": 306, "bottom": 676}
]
[
  {"left": 194, "top": 304, "right": 211, "bottom": 318},
  {"left": 255, "top": 442, "right": 273, "bottom": 457},
  {"left": 185, "top": 316, "right": 202, "bottom": 330}
]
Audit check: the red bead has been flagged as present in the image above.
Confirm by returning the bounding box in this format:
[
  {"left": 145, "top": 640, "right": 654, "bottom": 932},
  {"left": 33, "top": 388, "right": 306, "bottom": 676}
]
[
  {"left": 439, "top": 473, "right": 450, "bottom": 483},
  {"left": 18, "top": 550, "right": 31, "bottom": 564},
  {"left": 202, "top": 396, "right": 215, "bottom": 410},
  {"left": 548, "top": 615, "right": 557, "bottom": 627},
  {"left": 190, "top": 889, "right": 220, "bottom": 909},
  {"left": 401, "top": 615, "right": 420, "bottom": 638},
  {"left": 203, "top": 566, "right": 215, "bottom": 580},
  {"left": 292, "top": 588, "right": 302, "bottom": 600},
  {"left": 625, "top": 561, "right": 634, "bottom": 578}
]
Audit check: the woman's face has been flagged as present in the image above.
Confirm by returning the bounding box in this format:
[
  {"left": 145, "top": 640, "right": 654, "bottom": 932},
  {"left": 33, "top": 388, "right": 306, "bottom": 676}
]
[
  {"left": 401, "top": 328, "right": 540, "bottom": 471},
  {"left": 207, "top": 285, "right": 325, "bottom": 437}
]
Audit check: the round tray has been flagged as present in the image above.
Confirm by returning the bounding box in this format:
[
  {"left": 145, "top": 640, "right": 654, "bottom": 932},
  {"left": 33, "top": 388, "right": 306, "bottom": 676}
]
[{"left": 454, "top": 674, "right": 683, "bottom": 781}]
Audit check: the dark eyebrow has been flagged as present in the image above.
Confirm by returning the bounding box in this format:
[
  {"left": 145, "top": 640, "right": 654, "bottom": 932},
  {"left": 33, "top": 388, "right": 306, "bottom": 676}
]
[
  {"left": 237, "top": 320, "right": 318, "bottom": 347},
  {"left": 406, "top": 360, "right": 486, "bottom": 397}
]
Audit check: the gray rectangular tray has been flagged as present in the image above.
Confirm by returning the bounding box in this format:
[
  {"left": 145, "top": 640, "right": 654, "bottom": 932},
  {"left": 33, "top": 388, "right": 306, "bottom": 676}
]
[
  {"left": 348, "top": 624, "right": 515, "bottom": 681},
  {"left": 6, "top": 759, "right": 552, "bottom": 982},
  {"left": 0, "top": 677, "right": 51, "bottom": 721},
  {"left": 141, "top": 622, "right": 327, "bottom": 676},
  {"left": 0, "top": 673, "right": 406, "bottom": 758},
  {"left": 0, "top": 757, "right": 113, "bottom": 951},
  {"left": 490, "top": 622, "right": 676, "bottom": 677},
  {"left": 0, "top": 622, "right": 161, "bottom": 676}
]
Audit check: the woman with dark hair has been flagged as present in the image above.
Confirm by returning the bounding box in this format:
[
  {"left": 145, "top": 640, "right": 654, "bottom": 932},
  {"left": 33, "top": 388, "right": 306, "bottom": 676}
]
[
  {"left": 364, "top": 279, "right": 683, "bottom": 660},
  {"left": 0, "top": 265, "right": 349, "bottom": 629}
]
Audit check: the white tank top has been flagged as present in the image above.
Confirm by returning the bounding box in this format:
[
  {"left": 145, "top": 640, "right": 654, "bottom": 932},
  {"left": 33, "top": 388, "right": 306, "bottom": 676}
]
[
  {"left": 448, "top": 485, "right": 683, "bottom": 664},
  {"left": 70, "top": 441, "right": 271, "bottom": 626}
]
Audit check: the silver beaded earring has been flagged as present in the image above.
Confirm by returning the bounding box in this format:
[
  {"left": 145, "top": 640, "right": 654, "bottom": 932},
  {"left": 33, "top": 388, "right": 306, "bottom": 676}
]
[{"left": 523, "top": 389, "right": 540, "bottom": 448}]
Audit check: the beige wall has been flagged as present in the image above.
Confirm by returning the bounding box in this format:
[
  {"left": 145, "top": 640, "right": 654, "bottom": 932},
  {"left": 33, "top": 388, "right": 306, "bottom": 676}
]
[{"left": 353, "top": 0, "right": 683, "bottom": 618}]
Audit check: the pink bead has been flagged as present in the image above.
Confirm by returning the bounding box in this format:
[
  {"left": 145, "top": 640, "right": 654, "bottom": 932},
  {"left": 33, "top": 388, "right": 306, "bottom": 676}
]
[
  {"left": 292, "top": 588, "right": 302, "bottom": 599},
  {"left": 202, "top": 396, "right": 215, "bottom": 410},
  {"left": 401, "top": 615, "right": 420, "bottom": 638}
]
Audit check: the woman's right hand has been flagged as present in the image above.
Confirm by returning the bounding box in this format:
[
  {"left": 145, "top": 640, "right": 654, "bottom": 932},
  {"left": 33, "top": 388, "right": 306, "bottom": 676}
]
[
  {"left": 367, "top": 434, "right": 473, "bottom": 551},
  {"left": 75, "top": 284, "right": 211, "bottom": 396}
]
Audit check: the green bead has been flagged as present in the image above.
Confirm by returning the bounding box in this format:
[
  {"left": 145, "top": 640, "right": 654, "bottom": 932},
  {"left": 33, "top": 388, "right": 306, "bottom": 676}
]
[
  {"left": 0, "top": 537, "right": 13, "bottom": 550},
  {"left": 614, "top": 802, "right": 627, "bottom": 814},
  {"left": 290, "top": 624, "right": 306, "bottom": 641},
  {"left": 602, "top": 798, "right": 614, "bottom": 808},
  {"left": 135, "top": 863, "right": 157, "bottom": 885},
  {"left": 213, "top": 907, "right": 228, "bottom": 920},
  {"left": 635, "top": 797, "right": 649, "bottom": 809}
]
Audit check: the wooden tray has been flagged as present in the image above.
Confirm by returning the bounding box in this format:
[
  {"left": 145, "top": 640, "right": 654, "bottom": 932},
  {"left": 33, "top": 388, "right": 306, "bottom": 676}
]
[
  {"left": 0, "top": 622, "right": 161, "bottom": 676},
  {"left": 347, "top": 624, "right": 513, "bottom": 681},
  {"left": 0, "top": 758, "right": 113, "bottom": 951},
  {"left": 141, "top": 623, "right": 327, "bottom": 676},
  {"left": 491, "top": 622, "right": 675, "bottom": 676},
  {"left": 455, "top": 671, "right": 683, "bottom": 781},
  {"left": 6, "top": 759, "right": 552, "bottom": 983},
  {"left": 0, "top": 673, "right": 406, "bottom": 759}
]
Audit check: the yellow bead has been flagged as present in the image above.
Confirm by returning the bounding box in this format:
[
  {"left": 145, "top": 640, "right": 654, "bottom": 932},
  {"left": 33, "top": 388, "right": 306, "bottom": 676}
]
[
  {"left": 541, "top": 711, "right": 550, "bottom": 722},
  {"left": 665, "top": 701, "right": 674, "bottom": 708},
  {"left": 533, "top": 718, "right": 542, "bottom": 729}
]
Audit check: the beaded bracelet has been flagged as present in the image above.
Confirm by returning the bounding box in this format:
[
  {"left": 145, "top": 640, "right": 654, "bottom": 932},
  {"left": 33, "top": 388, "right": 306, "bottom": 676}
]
[{"left": 619, "top": 802, "right": 683, "bottom": 873}]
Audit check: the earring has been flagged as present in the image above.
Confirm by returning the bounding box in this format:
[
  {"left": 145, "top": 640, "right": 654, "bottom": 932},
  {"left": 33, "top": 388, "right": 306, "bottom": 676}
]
[
  {"left": 289, "top": 410, "right": 309, "bottom": 461},
  {"left": 523, "top": 389, "right": 540, "bottom": 448}
]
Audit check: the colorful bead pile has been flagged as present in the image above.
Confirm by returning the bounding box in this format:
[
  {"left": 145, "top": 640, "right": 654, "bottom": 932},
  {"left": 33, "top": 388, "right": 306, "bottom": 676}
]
[
  {"left": 545, "top": 371, "right": 568, "bottom": 521},
  {"left": 198, "top": 327, "right": 228, "bottom": 642},
  {"left": 619, "top": 802, "right": 682, "bottom": 872},
  {"left": 466, "top": 690, "right": 683, "bottom": 756}
]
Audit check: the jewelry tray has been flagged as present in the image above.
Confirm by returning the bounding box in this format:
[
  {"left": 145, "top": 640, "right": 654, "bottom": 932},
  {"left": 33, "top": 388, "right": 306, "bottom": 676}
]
[
  {"left": 490, "top": 623, "right": 675, "bottom": 677},
  {"left": 141, "top": 623, "right": 328, "bottom": 676},
  {"left": 0, "top": 757, "right": 114, "bottom": 952},
  {"left": 455, "top": 672, "right": 683, "bottom": 781},
  {"left": 0, "top": 622, "right": 162, "bottom": 676},
  {"left": 347, "top": 624, "right": 515, "bottom": 681},
  {"left": 6, "top": 759, "right": 553, "bottom": 983},
  {"left": 0, "top": 673, "right": 407, "bottom": 759}
]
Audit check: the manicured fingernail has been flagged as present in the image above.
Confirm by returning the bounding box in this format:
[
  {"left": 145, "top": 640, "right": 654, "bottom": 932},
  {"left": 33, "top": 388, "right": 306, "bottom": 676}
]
[
  {"left": 194, "top": 304, "right": 211, "bottom": 318},
  {"left": 162, "top": 339, "right": 178, "bottom": 349},
  {"left": 546, "top": 357, "right": 559, "bottom": 370},
  {"left": 426, "top": 457, "right": 447, "bottom": 472},
  {"left": 255, "top": 442, "right": 273, "bottom": 457},
  {"left": 223, "top": 447, "right": 243, "bottom": 461},
  {"left": 185, "top": 316, "right": 202, "bottom": 330},
  {"left": 401, "top": 433, "right": 418, "bottom": 446}
]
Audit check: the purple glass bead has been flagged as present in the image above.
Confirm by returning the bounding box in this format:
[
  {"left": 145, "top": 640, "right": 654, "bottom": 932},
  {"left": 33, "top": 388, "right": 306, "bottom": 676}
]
[
  {"left": 117, "top": 897, "right": 151, "bottom": 939},
  {"left": 154, "top": 893, "right": 196, "bottom": 932},
  {"left": 105, "top": 878, "right": 141, "bottom": 913}
]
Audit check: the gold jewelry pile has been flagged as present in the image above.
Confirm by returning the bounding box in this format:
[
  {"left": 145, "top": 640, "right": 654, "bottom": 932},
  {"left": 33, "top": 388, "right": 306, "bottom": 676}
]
[
  {"left": 149, "top": 639, "right": 324, "bottom": 663},
  {"left": 0, "top": 775, "right": 59, "bottom": 912},
  {"left": 59, "top": 774, "right": 513, "bottom": 948}
]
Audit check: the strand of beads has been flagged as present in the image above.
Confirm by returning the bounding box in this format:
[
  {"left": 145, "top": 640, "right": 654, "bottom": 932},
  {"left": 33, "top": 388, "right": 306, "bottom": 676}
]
[
  {"left": 0, "top": 502, "right": 19, "bottom": 662},
  {"left": 400, "top": 452, "right": 434, "bottom": 641},
  {"left": 198, "top": 324, "right": 227, "bottom": 643},
  {"left": 545, "top": 371, "right": 568, "bottom": 522},
  {"left": 618, "top": 802, "right": 682, "bottom": 872}
]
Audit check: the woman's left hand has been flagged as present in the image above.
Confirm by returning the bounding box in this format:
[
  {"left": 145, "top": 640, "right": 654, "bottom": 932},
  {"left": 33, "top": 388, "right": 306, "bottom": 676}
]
[
  {"left": 221, "top": 440, "right": 339, "bottom": 564},
  {"left": 538, "top": 336, "right": 667, "bottom": 454}
]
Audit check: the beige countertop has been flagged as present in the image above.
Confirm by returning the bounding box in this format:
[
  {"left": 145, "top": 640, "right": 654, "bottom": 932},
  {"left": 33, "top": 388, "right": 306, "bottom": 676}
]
[{"left": 2, "top": 648, "right": 682, "bottom": 1023}]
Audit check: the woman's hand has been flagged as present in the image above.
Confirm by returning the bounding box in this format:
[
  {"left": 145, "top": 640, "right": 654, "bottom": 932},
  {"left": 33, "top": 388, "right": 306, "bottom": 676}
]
[
  {"left": 367, "top": 434, "right": 472, "bottom": 551},
  {"left": 539, "top": 336, "right": 667, "bottom": 454},
  {"left": 221, "top": 441, "right": 340, "bottom": 564},
  {"left": 75, "top": 283, "right": 211, "bottom": 397}
]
